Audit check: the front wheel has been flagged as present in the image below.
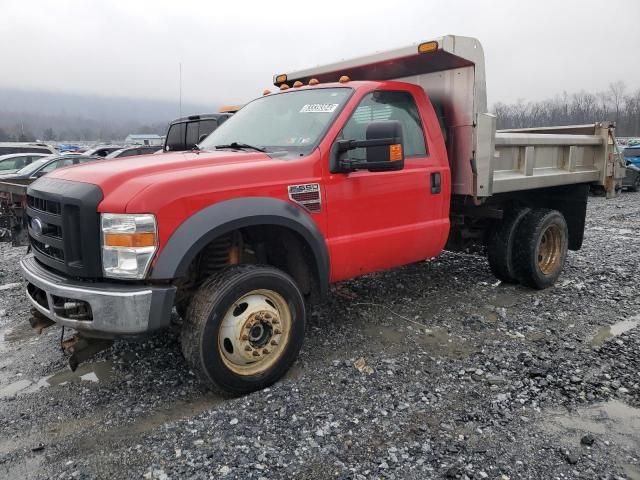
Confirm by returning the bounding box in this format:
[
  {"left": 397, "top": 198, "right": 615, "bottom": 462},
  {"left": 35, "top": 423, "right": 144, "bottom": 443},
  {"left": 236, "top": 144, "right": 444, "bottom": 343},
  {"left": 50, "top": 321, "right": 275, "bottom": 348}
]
[
  {"left": 513, "top": 209, "right": 568, "bottom": 289},
  {"left": 181, "top": 265, "right": 306, "bottom": 395}
]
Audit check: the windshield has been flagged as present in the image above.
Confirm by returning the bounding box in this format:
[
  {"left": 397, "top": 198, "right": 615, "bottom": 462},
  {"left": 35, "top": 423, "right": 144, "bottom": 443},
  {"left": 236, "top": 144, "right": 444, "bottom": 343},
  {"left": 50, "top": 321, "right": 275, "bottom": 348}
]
[
  {"left": 16, "top": 158, "right": 50, "bottom": 175},
  {"left": 198, "top": 87, "right": 352, "bottom": 156}
]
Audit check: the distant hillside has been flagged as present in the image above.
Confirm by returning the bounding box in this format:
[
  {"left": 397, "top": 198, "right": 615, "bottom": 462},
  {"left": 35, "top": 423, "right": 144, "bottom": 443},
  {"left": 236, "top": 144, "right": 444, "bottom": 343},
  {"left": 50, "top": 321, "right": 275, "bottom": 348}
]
[{"left": 0, "top": 88, "right": 215, "bottom": 142}]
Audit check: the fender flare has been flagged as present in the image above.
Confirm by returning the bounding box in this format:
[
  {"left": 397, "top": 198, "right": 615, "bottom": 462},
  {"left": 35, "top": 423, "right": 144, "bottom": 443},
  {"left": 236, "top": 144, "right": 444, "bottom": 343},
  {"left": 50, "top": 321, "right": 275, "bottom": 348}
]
[{"left": 150, "top": 197, "right": 329, "bottom": 297}]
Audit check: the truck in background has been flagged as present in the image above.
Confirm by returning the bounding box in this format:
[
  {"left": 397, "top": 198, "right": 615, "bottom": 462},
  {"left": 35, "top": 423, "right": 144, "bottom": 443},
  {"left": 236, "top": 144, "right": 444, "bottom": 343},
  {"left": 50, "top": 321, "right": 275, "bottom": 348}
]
[
  {"left": 164, "top": 112, "right": 234, "bottom": 152},
  {"left": 19, "top": 35, "right": 624, "bottom": 395}
]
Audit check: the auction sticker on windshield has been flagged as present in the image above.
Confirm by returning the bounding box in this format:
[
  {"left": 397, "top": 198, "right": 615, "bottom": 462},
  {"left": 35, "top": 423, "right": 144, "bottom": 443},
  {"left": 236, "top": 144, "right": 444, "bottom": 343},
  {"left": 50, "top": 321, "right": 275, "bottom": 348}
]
[{"left": 300, "top": 104, "right": 339, "bottom": 113}]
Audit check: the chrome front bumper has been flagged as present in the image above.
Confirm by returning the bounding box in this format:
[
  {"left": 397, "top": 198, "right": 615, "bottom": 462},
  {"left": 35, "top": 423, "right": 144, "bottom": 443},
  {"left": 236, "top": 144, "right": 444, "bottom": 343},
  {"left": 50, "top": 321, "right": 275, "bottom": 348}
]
[{"left": 20, "top": 254, "right": 175, "bottom": 337}]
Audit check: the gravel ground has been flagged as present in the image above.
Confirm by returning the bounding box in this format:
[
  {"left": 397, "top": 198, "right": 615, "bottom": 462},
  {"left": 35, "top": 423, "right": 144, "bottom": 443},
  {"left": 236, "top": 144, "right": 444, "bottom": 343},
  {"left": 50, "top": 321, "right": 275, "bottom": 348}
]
[{"left": 1, "top": 192, "right": 639, "bottom": 480}]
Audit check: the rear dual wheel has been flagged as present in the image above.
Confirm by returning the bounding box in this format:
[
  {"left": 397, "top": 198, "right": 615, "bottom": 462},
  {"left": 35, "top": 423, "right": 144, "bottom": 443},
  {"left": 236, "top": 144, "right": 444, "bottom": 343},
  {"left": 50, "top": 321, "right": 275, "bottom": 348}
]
[
  {"left": 181, "top": 265, "right": 305, "bottom": 395},
  {"left": 488, "top": 208, "right": 568, "bottom": 289}
]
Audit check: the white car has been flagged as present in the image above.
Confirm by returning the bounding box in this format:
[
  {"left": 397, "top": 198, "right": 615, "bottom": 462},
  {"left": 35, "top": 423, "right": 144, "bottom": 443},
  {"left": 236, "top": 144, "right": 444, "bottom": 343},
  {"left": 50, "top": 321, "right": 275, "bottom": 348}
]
[{"left": 0, "top": 152, "right": 50, "bottom": 174}]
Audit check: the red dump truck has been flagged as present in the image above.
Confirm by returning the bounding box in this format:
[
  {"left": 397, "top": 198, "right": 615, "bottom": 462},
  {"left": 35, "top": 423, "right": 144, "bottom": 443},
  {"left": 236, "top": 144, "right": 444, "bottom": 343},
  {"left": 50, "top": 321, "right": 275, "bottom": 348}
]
[{"left": 20, "top": 35, "right": 624, "bottom": 394}]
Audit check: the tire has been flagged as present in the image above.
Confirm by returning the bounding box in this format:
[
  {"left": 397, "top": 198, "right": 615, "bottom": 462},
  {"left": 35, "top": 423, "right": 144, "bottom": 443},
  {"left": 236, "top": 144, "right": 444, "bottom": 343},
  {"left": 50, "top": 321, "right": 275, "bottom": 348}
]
[
  {"left": 629, "top": 174, "right": 640, "bottom": 192},
  {"left": 513, "top": 209, "right": 568, "bottom": 289},
  {"left": 486, "top": 207, "right": 531, "bottom": 283},
  {"left": 181, "top": 265, "right": 306, "bottom": 395}
]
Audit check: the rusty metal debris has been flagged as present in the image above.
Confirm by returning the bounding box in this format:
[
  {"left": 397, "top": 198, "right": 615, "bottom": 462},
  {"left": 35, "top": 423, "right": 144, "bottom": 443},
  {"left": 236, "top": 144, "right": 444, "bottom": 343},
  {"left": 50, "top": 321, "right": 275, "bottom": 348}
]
[
  {"left": 61, "top": 335, "right": 113, "bottom": 371},
  {"left": 353, "top": 357, "right": 374, "bottom": 375}
]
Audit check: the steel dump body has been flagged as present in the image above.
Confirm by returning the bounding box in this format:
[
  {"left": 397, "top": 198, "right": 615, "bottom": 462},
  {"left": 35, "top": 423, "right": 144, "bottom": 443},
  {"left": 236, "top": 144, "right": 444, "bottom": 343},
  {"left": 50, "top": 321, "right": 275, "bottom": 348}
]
[{"left": 275, "top": 35, "right": 624, "bottom": 199}]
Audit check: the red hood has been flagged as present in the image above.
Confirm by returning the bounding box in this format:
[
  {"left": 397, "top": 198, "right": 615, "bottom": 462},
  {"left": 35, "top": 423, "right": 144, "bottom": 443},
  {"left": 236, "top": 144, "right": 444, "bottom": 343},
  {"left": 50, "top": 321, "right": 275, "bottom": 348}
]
[{"left": 48, "top": 150, "right": 278, "bottom": 211}]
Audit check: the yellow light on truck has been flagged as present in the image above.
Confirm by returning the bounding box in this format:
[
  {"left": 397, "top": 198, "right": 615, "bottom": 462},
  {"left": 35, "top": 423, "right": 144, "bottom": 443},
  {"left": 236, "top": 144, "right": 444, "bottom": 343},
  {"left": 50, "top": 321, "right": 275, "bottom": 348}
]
[
  {"left": 389, "top": 144, "right": 403, "bottom": 161},
  {"left": 275, "top": 74, "right": 287, "bottom": 84},
  {"left": 280, "top": 84, "right": 290, "bottom": 90},
  {"left": 339, "top": 75, "right": 350, "bottom": 83},
  {"left": 417, "top": 41, "right": 438, "bottom": 54},
  {"left": 308, "top": 78, "right": 319, "bottom": 85},
  {"left": 104, "top": 232, "right": 156, "bottom": 248},
  {"left": 220, "top": 105, "right": 243, "bottom": 113},
  {"left": 263, "top": 89, "right": 271, "bottom": 96},
  {"left": 293, "top": 81, "right": 303, "bottom": 88}
]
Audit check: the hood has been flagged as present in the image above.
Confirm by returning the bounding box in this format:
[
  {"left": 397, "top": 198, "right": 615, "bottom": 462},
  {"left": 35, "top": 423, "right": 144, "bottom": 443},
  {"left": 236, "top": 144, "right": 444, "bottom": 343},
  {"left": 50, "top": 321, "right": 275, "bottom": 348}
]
[{"left": 46, "top": 150, "right": 284, "bottom": 211}]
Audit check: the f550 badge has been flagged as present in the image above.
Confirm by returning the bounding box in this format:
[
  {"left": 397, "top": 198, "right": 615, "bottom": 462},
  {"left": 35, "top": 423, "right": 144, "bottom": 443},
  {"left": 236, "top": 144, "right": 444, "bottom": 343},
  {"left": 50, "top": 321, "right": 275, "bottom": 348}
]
[{"left": 288, "top": 183, "right": 321, "bottom": 213}]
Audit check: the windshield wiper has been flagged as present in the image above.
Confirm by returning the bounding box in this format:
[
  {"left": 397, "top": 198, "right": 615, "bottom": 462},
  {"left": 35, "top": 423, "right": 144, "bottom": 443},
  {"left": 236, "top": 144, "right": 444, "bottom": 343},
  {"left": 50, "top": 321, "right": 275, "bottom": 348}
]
[{"left": 214, "top": 142, "right": 266, "bottom": 153}]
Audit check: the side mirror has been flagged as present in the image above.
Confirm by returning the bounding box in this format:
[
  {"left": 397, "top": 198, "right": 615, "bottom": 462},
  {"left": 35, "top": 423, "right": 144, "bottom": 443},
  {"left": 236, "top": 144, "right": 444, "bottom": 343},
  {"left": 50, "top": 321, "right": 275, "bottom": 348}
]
[
  {"left": 198, "top": 134, "right": 208, "bottom": 144},
  {"left": 331, "top": 120, "right": 404, "bottom": 173}
]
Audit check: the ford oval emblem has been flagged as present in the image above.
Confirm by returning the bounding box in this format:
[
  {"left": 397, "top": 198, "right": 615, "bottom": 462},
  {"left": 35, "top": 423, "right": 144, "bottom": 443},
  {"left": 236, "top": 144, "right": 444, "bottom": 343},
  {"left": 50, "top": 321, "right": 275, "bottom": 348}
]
[{"left": 32, "top": 217, "right": 43, "bottom": 236}]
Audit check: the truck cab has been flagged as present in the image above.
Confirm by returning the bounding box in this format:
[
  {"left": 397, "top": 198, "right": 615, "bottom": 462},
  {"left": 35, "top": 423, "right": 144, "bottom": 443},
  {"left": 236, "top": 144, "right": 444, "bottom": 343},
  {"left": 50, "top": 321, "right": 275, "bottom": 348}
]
[{"left": 20, "top": 35, "right": 623, "bottom": 395}]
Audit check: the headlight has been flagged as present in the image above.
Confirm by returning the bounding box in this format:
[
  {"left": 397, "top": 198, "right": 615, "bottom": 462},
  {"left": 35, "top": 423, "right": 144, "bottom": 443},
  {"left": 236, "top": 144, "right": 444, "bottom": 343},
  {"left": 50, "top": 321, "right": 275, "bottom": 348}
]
[{"left": 101, "top": 213, "right": 157, "bottom": 279}]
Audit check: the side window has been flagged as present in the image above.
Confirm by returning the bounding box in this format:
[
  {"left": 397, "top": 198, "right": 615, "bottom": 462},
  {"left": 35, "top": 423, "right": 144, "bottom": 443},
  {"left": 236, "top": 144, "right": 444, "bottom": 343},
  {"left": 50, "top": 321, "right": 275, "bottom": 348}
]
[
  {"left": 198, "top": 119, "right": 218, "bottom": 141},
  {"left": 341, "top": 90, "right": 427, "bottom": 160},
  {"left": 185, "top": 122, "right": 200, "bottom": 148},
  {"left": 166, "top": 123, "right": 186, "bottom": 151}
]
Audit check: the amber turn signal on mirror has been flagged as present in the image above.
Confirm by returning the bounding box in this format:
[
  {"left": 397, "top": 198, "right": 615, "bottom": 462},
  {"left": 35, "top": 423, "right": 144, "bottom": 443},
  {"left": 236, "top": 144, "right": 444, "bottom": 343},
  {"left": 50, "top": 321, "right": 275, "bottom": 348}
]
[{"left": 389, "top": 144, "right": 403, "bottom": 161}]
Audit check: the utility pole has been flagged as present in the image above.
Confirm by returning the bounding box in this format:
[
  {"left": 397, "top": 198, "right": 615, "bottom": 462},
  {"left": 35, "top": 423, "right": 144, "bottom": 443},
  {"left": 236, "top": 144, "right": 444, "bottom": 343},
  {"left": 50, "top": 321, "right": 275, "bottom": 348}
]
[{"left": 179, "top": 62, "right": 182, "bottom": 119}]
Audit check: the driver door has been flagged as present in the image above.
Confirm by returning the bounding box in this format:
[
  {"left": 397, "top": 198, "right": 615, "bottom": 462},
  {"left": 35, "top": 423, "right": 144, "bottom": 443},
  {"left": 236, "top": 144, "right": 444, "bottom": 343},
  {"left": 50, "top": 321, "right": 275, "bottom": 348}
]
[{"left": 324, "top": 89, "right": 447, "bottom": 282}]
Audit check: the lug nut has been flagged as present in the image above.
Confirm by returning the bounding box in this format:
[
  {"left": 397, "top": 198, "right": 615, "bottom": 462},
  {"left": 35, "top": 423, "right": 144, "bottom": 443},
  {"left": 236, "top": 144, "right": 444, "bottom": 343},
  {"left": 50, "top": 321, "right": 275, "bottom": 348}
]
[
  {"left": 241, "top": 334, "right": 249, "bottom": 341},
  {"left": 263, "top": 348, "right": 270, "bottom": 354},
  {"left": 272, "top": 319, "right": 280, "bottom": 324},
  {"left": 252, "top": 351, "right": 260, "bottom": 357},
  {"left": 274, "top": 329, "right": 281, "bottom": 335},
  {"left": 270, "top": 340, "right": 278, "bottom": 346},
  {"left": 244, "top": 345, "right": 252, "bottom": 351}
]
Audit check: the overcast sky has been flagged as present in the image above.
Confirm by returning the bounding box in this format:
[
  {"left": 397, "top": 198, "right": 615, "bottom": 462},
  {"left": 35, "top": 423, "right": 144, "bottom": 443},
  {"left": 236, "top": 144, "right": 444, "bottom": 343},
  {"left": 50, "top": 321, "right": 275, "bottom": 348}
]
[{"left": 1, "top": 0, "right": 638, "bottom": 109}]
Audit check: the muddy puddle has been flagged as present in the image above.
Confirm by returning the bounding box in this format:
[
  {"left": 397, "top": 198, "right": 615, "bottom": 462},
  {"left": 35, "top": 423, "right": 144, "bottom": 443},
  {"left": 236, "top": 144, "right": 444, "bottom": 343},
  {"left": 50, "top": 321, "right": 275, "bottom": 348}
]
[
  {"left": 0, "top": 453, "right": 43, "bottom": 480},
  {"left": 363, "top": 324, "right": 476, "bottom": 358},
  {"left": 544, "top": 400, "right": 640, "bottom": 479},
  {"left": 0, "top": 361, "right": 114, "bottom": 399},
  {"left": 590, "top": 315, "right": 640, "bottom": 347}
]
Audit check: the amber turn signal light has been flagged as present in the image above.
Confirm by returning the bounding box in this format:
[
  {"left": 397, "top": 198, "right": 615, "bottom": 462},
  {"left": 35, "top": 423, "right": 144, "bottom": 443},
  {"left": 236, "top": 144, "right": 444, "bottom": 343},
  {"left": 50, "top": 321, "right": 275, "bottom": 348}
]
[
  {"left": 417, "top": 41, "right": 438, "bottom": 54},
  {"left": 275, "top": 74, "right": 287, "bottom": 84},
  {"left": 104, "top": 233, "right": 156, "bottom": 248},
  {"left": 389, "top": 144, "right": 403, "bottom": 161}
]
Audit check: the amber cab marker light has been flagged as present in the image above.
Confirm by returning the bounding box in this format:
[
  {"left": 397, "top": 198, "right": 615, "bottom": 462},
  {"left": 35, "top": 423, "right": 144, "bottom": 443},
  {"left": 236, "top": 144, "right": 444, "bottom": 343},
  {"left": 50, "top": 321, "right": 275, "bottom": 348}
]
[
  {"left": 417, "top": 41, "right": 438, "bottom": 54},
  {"left": 263, "top": 89, "right": 271, "bottom": 95},
  {"left": 389, "top": 144, "right": 403, "bottom": 161},
  {"left": 275, "top": 74, "right": 287, "bottom": 84},
  {"left": 339, "top": 75, "right": 350, "bottom": 83},
  {"left": 104, "top": 233, "right": 156, "bottom": 248},
  {"left": 308, "top": 78, "right": 320, "bottom": 85},
  {"left": 280, "top": 84, "right": 290, "bottom": 90},
  {"left": 293, "top": 81, "right": 303, "bottom": 88}
]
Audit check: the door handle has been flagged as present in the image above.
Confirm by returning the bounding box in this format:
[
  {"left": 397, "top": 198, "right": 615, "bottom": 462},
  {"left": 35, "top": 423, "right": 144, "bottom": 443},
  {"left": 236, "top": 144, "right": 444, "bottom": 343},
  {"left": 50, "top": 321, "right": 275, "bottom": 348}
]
[{"left": 431, "top": 172, "right": 441, "bottom": 194}]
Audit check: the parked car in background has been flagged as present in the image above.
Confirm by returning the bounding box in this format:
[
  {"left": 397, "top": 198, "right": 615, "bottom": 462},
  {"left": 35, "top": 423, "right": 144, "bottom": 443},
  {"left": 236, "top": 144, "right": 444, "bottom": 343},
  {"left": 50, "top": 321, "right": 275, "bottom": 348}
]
[
  {"left": 83, "top": 145, "right": 123, "bottom": 157},
  {"left": 623, "top": 145, "right": 640, "bottom": 168},
  {"left": 105, "top": 146, "right": 161, "bottom": 159},
  {"left": 0, "top": 155, "right": 97, "bottom": 181},
  {"left": 164, "top": 113, "right": 232, "bottom": 152},
  {"left": 0, "top": 153, "right": 49, "bottom": 174},
  {"left": 0, "top": 142, "right": 57, "bottom": 156},
  {"left": 622, "top": 163, "right": 640, "bottom": 192}
]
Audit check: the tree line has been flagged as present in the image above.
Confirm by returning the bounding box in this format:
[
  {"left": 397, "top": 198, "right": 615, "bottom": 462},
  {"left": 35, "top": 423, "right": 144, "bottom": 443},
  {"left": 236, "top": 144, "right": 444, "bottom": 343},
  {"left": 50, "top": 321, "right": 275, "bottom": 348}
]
[{"left": 493, "top": 82, "right": 640, "bottom": 137}]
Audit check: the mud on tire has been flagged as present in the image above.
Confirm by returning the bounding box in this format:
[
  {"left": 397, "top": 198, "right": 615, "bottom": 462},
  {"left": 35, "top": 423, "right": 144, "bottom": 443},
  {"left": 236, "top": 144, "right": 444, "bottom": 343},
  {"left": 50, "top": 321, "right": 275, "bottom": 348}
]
[
  {"left": 181, "top": 265, "right": 306, "bottom": 395},
  {"left": 513, "top": 209, "right": 568, "bottom": 290},
  {"left": 486, "top": 207, "right": 531, "bottom": 283}
]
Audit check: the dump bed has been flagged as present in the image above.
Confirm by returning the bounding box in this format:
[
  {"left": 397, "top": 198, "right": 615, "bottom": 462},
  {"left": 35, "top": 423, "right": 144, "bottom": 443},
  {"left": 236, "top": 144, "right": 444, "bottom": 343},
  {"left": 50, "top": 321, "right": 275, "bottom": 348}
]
[{"left": 275, "top": 35, "right": 625, "bottom": 199}]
